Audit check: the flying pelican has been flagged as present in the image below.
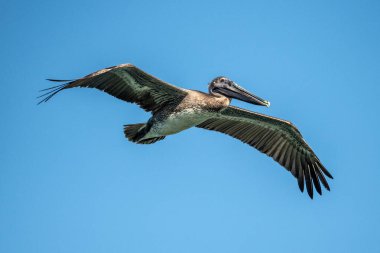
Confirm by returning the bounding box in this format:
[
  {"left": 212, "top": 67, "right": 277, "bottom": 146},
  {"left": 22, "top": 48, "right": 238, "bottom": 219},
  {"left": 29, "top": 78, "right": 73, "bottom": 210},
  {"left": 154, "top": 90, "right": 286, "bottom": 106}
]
[{"left": 39, "top": 63, "right": 333, "bottom": 198}]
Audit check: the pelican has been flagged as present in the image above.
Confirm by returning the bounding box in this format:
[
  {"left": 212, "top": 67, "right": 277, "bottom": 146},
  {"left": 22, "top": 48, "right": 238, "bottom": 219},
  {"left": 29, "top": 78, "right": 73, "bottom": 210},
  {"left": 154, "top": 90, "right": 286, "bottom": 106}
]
[{"left": 39, "top": 63, "right": 333, "bottom": 198}]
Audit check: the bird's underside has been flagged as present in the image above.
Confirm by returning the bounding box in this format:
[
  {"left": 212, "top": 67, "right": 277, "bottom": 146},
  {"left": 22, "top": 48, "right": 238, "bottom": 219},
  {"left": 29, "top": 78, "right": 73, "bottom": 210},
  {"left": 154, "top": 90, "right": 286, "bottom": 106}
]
[{"left": 39, "top": 63, "right": 333, "bottom": 198}]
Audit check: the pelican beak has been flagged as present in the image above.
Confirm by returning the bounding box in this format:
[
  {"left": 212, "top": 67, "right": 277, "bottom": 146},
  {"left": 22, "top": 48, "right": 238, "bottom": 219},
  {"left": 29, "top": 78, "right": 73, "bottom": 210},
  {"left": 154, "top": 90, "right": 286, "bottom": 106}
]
[{"left": 217, "top": 82, "right": 270, "bottom": 107}]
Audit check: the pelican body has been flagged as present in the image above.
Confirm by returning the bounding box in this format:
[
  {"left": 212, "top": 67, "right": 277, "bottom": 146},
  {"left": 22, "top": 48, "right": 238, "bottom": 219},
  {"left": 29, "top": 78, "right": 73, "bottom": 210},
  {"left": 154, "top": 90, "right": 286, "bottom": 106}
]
[
  {"left": 40, "top": 63, "right": 333, "bottom": 198},
  {"left": 141, "top": 92, "right": 227, "bottom": 139}
]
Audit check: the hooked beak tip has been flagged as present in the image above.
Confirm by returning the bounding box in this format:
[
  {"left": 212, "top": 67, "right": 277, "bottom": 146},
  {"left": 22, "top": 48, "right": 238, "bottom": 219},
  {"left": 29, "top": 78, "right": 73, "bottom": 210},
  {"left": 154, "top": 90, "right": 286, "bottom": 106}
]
[{"left": 265, "top": 101, "right": 270, "bottom": 107}]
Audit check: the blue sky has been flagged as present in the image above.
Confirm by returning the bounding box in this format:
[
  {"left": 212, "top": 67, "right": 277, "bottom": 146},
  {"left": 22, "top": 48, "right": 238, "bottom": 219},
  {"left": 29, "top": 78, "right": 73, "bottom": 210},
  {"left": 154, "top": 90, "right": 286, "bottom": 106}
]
[{"left": 1, "top": 0, "right": 380, "bottom": 252}]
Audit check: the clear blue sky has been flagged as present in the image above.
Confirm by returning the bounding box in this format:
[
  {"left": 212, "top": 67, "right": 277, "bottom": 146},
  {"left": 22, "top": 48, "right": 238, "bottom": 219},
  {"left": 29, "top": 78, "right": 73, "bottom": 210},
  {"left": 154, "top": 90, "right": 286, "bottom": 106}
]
[{"left": 1, "top": 0, "right": 379, "bottom": 252}]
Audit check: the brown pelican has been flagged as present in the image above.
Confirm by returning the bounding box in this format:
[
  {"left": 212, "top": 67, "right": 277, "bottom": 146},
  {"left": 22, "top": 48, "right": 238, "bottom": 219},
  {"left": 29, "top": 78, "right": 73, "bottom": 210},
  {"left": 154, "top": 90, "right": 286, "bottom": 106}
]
[{"left": 39, "top": 63, "right": 333, "bottom": 198}]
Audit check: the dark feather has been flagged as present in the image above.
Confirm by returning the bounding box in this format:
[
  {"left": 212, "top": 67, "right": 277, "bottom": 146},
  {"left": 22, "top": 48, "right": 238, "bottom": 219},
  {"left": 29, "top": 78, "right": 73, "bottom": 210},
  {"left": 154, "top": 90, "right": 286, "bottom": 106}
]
[
  {"left": 39, "top": 64, "right": 187, "bottom": 113},
  {"left": 197, "top": 105, "right": 332, "bottom": 198}
]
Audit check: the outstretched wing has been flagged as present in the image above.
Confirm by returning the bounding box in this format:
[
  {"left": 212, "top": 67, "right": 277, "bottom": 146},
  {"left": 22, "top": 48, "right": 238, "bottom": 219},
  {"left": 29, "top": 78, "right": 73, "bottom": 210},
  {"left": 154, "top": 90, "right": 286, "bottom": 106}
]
[
  {"left": 39, "top": 64, "right": 188, "bottom": 113},
  {"left": 197, "top": 105, "right": 333, "bottom": 198}
]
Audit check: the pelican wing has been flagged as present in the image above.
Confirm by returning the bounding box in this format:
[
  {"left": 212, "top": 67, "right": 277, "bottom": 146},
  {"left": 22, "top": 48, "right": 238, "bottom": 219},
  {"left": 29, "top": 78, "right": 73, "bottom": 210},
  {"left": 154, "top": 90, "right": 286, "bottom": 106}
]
[
  {"left": 197, "top": 105, "right": 333, "bottom": 198},
  {"left": 39, "top": 64, "right": 187, "bottom": 113}
]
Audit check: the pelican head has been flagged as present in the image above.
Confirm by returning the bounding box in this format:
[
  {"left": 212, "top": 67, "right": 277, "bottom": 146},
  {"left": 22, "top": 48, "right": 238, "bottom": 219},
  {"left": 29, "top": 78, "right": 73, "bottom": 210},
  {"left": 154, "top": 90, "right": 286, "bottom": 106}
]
[{"left": 209, "top": 77, "right": 270, "bottom": 107}]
